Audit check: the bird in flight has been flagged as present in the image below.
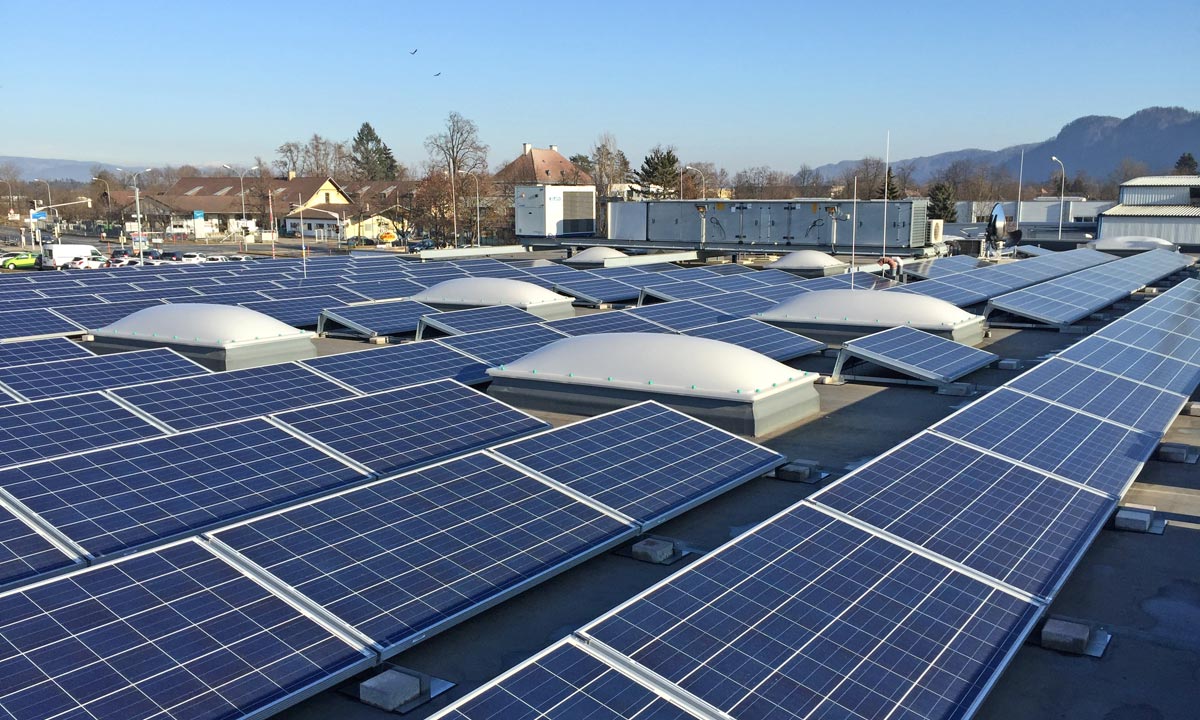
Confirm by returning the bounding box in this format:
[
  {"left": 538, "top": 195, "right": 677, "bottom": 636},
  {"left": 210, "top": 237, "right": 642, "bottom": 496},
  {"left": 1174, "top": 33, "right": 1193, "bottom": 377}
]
[
  {"left": 409, "top": 49, "right": 417, "bottom": 55},
  {"left": 434, "top": 72, "right": 441, "bottom": 76}
]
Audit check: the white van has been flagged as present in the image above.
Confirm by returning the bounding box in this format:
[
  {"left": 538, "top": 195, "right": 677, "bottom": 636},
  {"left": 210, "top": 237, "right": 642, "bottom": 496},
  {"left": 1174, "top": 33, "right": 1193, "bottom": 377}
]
[{"left": 39, "top": 244, "right": 107, "bottom": 270}]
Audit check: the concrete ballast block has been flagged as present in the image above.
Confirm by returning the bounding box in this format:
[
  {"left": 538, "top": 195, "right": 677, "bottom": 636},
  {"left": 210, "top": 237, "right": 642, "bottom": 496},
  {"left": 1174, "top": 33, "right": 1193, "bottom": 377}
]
[
  {"left": 997, "top": 358, "right": 1022, "bottom": 370},
  {"left": 631, "top": 538, "right": 675, "bottom": 564},
  {"left": 1115, "top": 504, "right": 1156, "bottom": 533},
  {"left": 360, "top": 669, "right": 421, "bottom": 711},
  {"left": 1157, "top": 442, "right": 1190, "bottom": 463},
  {"left": 1041, "top": 618, "right": 1091, "bottom": 654},
  {"left": 1183, "top": 402, "right": 1200, "bottom": 417},
  {"left": 776, "top": 460, "right": 820, "bottom": 483}
]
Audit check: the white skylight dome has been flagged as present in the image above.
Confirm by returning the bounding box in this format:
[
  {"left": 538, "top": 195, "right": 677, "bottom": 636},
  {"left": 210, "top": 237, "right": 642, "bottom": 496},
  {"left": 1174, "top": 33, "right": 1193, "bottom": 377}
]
[
  {"left": 759, "top": 289, "right": 977, "bottom": 329},
  {"left": 1086, "top": 236, "right": 1178, "bottom": 252},
  {"left": 93, "top": 303, "right": 312, "bottom": 347},
  {"left": 490, "top": 333, "right": 814, "bottom": 401},
  {"left": 410, "top": 277, "right": 576, "bottom": 319},
  {"left": 564, "top": 247, "right": 628, "bottom": 265},
  {"left": 766, "top": 250, "right": 845, "bottom": 270}
]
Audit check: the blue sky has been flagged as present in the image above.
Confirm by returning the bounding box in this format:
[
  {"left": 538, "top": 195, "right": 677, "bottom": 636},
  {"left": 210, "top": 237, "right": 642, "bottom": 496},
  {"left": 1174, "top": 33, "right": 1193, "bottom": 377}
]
[{"left": 5, "top": 0, "right": 1195, "bottom": 173}]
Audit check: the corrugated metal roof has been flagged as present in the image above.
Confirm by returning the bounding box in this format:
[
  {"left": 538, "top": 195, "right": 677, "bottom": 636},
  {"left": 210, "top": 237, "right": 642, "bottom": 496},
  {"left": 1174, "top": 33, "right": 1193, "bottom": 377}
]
[
  {"left": 1101, "top": 204, "right": 1200, "bottom": 217},
  {"left": 1120, "top": 175, "right": 1200, "bottom": 187}
]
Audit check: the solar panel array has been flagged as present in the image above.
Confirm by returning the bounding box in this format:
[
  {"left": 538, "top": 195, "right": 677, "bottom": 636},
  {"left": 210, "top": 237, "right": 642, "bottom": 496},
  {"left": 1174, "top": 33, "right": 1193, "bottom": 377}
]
[
  {"left": 417, "top": 304, "right": 545, "bottom": 338},
  {"left": 432, "top": 277, "right": 1200, "bottom": 720},
  {"left": 837, "top": 326, "right": 998, "bottom": 384},
  {"left": 987, "top": 249, "right": 1193, "bottom": 325},
  {"left": 318, "top": 300, "right": 436, "bottom": 337},
  {"left": 903, "top": 254, "right": 984, "bottom": 280},
  {"left": 683, "top": 318, "right": 826, "bottom": 361},
  {"left": 0, "top": 348, "right": 210, "bottom": 402},
  {"left": 0, "top": 337, "right": 93, "bottom": 368}
]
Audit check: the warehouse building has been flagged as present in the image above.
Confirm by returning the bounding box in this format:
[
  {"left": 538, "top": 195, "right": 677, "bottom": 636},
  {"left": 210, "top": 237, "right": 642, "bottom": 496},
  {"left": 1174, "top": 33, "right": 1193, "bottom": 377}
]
[{"left": 1099, "top": 175, "right": 1200, "bottom": 248}]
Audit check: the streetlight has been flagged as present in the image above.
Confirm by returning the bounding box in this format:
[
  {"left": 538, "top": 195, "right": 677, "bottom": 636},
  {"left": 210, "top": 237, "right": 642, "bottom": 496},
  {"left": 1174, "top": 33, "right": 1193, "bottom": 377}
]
[
  {"left": 222, "top": 164, "right": 259, "bottom": 232},
  {"left": 684, "top": 166, "right": 706, "bottom": 199},
  {"left": 457, "top": 169, "right": 480, "bottom": 247},
  {"left": 32, "top": 179, "right": 52, "bottom": 208},
  {"left": 1051, "top": 155, "right": 1066, "bottom": 241},
  {"left": 91, "top": 176, "right": 110, "bottom": 207},
  {"left": 0, "top": 179, "right": 12, "bottom": 213},
  {"left": 117, "top": 168, "right": 151, "bottom": 246}
]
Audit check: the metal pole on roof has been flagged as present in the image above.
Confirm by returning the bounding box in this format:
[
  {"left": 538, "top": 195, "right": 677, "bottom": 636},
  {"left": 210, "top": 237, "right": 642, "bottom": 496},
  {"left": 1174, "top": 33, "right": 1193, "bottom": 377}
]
[
  {"left": 881, "top": 131, "right": 890, "bottom": 259},
  {"left": 851, "top": 176, "right": 858, "bottom": 289},
  {"left": 1015, "top": 149, "right": 1025, "bottom": 226},
  {"left": 1051, "top": 156, "right": 1066, "bottom": 241}
]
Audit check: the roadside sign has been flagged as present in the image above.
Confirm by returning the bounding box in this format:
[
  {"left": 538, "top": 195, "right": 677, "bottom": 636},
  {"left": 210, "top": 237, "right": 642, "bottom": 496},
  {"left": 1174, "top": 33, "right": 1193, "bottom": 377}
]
[
  {"left": 30, "top": 210, "right": 47, "bottom": 220},
  {"left": 193, "top": 210, "right": 204, "bottom": 220}
]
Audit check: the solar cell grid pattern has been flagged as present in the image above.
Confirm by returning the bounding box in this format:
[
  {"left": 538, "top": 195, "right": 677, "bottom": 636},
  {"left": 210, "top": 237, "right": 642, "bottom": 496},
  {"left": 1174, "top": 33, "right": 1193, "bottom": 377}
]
[
  {"left": 1065, "top": 333, "right": 1200, "bottom": 391},
  {"left": 322, "top": 300, "right": 436, "bottom": 336},
  {"left": 694, "top": 273, "right": 770, "bottom": 292},
  {"left": 843, "top": 326, "right": 997, "bottom": 383},
  {"left": 94, "top": 287, "right": 202, "bottom": 303},
  {"left": 0, "top": 418, "right": 369, "bottom": 557},
  {"left": 0, "top": 393, "right": 166, "bottom": 469},
  {"left": 0, "top": 309, "right": 82, "bottom": 341},
  {"left": 437, "top": 324, "right": 570, "bottom": 368},
  {"left": 682, "top": 318, "right": 825, "bottom": 362},
  {"left": 0, "top": 506, "right": 78, "bottom": 588},
  {"left": 274, "top": 380, "right": 548, "bottom": 477},
  {"left": 301, "top": 341, "right": 490, "bottom": 392},
  {"left": 904, "top": 255, "right": 983, "bottom": 279},
  {"left": 703, "top": 263, "right": 757, "bottom": 275},
  {"left": 1093, "top": 321, "right": 1200, "bottom": 366},
  {"left": 1009, "top": 358, "right": 1187, "bottom": 433},
  {"left": 0, "top": 338, "right": 92, "bottom": 369},
  {"left": 692, "top": 290, "right": 779, "bottom": 319},
  {"left": 583, "top": 266, "right": 648, "bottom": 279},
  {"left": 813, "top": 432, "right": 1112, "bottom": 596},
  {"left": 111, "top": 363, "right": 357, "bottom": 431},
  {"left": 49, "top": 299, "right": 167, "bottom": 330},
  {"left": 0, "top": 540, "right": 366, "bottom": 720},
  {"left": 582, "top": 505, "right": 1039, "bottom": 720},
  {"left": 745, "top": 268, "right": 807, "bottom": 285},
  {"left": 240, "top": 296, "right": 347, "bottom": 327},
  {"left": 544, "top": 312, "right": 674, "bottom": 337},
  {"left": 214, "top": 453, "right": 633, "bottom": 651},
  {"left": 640, "top": 280, "right": 735, "bottom": 302},
  {"left": 437, "top": 640, "right": 699, "bottom": 720},
  {"left": 623, "top": 300, "right": 727, "bottom": 331},
  {"left": 420, "top": 305, "right": 544, "bottom": 337},
  {"left": 257, "top": 283, "right": 367, "bottom": 303},
  {"left": 339, "top": 278, "right": 429, "bottom": 300},
  {"left": 932, "top": 388, "right": 1158, "bottom": 496},
  {"left": 630, "top": 267, "right": 717, "bottom": 285},
  {"left": 492, "top": 402, "right": 784, "bottom": 525},
  {"left": 746, "top": 282, "right": 810, "bottom": 303},
  {"left": 0, "top": 348, "right": 208, "bottom": 402},
  {"left": 801, "top": 274, "right": 898, "bottom": 291},
  {"left": 552, "top": 277, "right": 641, "bottom": 304},
  {"left": 1124, "top": 305, "right": 1200, "bottom": 338}
]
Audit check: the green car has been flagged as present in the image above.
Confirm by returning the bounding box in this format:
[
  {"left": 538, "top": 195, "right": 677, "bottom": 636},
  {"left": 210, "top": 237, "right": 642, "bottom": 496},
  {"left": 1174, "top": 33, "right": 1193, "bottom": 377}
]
[{"left": 0, "top": 252, "right": 37, "bottom": 270}]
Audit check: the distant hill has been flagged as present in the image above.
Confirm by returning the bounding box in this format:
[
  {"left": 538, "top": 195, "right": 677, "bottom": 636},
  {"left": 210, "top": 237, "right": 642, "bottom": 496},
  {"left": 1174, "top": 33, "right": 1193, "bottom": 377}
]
[
  {"left": 814, "top": 106, "right": 1200, "bottom": 183},
  {"left": 0, "top": 156, "right": 120, "bottom": 182}
]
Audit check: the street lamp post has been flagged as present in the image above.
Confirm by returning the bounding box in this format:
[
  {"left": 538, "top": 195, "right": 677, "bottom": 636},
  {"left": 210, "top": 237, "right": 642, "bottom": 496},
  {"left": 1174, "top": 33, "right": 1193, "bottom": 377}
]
[
  {"left": 32, "top": 179, "right": 51, "bottom": 208},
  {"left": 91, "top": 177, "right": 110, "bottom": 208},
  {"left": 684, "top": 166, "right": 706, "bottom": 199},
  {"left": 222, "top": 164, "right": 259, "bottom": 232},
  {"left": 117, "top": 168, "right": 151, "bottom": 247},
  {"left": 457, "top": 170, "right": 480, "bottom": 247},
  {"left": 1051, "top": 155, "right": 1066, "bottom": 241}
]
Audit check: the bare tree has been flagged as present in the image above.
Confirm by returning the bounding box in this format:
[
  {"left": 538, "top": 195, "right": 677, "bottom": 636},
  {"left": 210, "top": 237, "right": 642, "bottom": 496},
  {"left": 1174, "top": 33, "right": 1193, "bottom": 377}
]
[
  {"left": 424, "top": 112, "right": 489, "bottom": 241},
  {"left": 791, "top": 164, "right": 826, "bottom": 195}
]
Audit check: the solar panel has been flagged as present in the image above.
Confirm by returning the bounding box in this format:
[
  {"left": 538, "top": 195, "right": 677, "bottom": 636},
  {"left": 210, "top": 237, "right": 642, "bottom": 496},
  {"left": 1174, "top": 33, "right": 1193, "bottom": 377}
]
[
  {"left": 0, "top": 338, "right": 93, "bottom": 369},
  {"left": 692, "top": 290, "right": 779, "bottom": 319},
  {"left": 693, "top": 273, "right": 769, "bottom": 293},
  {"left": 932, "top": 388, "right": 1158, "bottom": 497},
  {"left": 683, "top": 318, "right": 826, "bottom": 361},
  {"left": 580, "top": 504, "right": 1039, "bottom": 720},
  {"left": 1125, "top": 305, "right": 1200, "bottom": 337},
  {"left": 703, "top": 263, "right": 756, "bottom": 275},
  {"left": 492, "top": 402, "right": 785, "bottom": 527},
  {"left": 433, "top": 639, "right": 700, "bottom": 720},
  {"left": 95, "top": 287, "right": 202, "bottom": 303},
  {"left": 838, "top": 326, "right": 998, "bottom": 384},
  {"left": 437, "top": 324, "right": 570, "bottom": 368},
  {"left": 799, "top": 273, "right": 897, "bottom": 291},
  {"left": 903, "top": 255, "right": 984, "bottom": 280},
  {"left": 0, "top": 418, "right": 370, "bottom": 557},
  {"left": 639, "top": 280, "right": 738, "bottom": 303},
  {"left": 0, "top": 540, "right": 370, "bottom": 720},
  {"left": 319, "top": 300, "right": 436, "bottom": 337},
  {"left": 111, "top": 363, "right": 357, "bottom": 431},
  {"left": 0, "top": 348, "right": 209, "bottom": 402},
  {"left": 623, "top": 300, "right": 727, "bottom": 331},
  {"left": 1009, "top": 357, "right": 1188, "bottom": 433},
  {"left": 340, "top": 277, "right": 428, "bottom": 300},
  {"left": 553, "top": 278, "right": 641, "bottom": 304},
  {"left": 1014, "top": 244, "right": 1055, "bottom": 257},
  {"left": 1058, "top": 336, "right": 1200, "bottom": 395},
  {"left": 747, "top": 282, "right": 810, "bottom": 303},
  {"left": 213, "top": 453, "right": 634, "bottom": 655},
  {"left": 273, "top": 380, "right": 548, "bottom": 477},
  {"left": 302, "top": 341, "right": 491, "bottom": 392},
  {"left": 544, "top": 312, "right": 674, "bottom": 337},
  {"left": 240, "top": 295, "right": 347, "bottom": 327},
  {"left": 417, "top": 305, "right": 544, "bottom": 339},
  {"left": 812, "top": 432, "right": 1112, "bottom": 596},
  {"left": 258, "top": 283, "right": 368, "bottom": 303},
  {"left": 49, "top": 299, "right": 166, "bottom": 330},
  {"left": 0, "top": 392, "right": 166, "bottom": 469},
  {"left": 0, "top": 308, "right": 83, "bottom": 341},
  {"left": 746, "top": 268, "right": 808, "bottom": 285},
  {"left": 1093, "top": 321, "right": 1200, "bottom": 366},
  {"left": 178, "top": 290, "right": 272, "bottom": 306},
  {"left": 584, "top": 266, "right": 649, "bottom": 279},
  {"left": 889, "top": 278, "right": 991, "bottom": 307},
  {"left": 0, "top": 503, "right": 80, "bottom": 587}
]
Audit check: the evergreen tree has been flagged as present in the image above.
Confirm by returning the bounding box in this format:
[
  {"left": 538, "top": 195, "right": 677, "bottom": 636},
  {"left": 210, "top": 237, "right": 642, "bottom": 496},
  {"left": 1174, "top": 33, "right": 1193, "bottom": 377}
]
[
  {"left": 876, "top": 167, "right": 901, "bottom": 199},
  {"left": 633, "top": 145, "right": 681, "bottom": 198},
  {"left": 350, "top": 122, "right": 399, "bottom": 180},
  {"left": 927, "top": 182, "right": 958, "bottom": 222},
  {"left": 1174, "top": 152, "right": 1198, "bottom": 175}
]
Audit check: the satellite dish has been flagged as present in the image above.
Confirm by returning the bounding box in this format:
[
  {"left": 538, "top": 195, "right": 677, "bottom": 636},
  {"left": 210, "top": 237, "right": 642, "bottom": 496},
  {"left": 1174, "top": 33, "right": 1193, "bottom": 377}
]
[{"left": 986, "top": 203, "right": 1007, "bottom": 242}]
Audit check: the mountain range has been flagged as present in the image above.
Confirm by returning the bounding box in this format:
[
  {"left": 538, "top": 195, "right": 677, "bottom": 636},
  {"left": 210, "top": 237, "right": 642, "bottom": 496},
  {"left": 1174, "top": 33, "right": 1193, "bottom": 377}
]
[
  {"left": 3, "top": 107, "right": 1198, "bottom": 184},
  {"left": 814, "top": 106, "right": 1200, "bottom": 184}
]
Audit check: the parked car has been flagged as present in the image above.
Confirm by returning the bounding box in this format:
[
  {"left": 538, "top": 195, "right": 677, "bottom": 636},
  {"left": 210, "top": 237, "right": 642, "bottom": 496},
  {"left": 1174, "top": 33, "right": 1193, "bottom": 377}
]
[
  {"left": 110, "top": 248, "right": 131, "bottom": 260},
  {"left": 136, "top": 249, "right": 162, "bottom": 260},
  {"left": 226, "top": 254, "right": 254, "bottom": 262},
  {"left": 204, "top": 255, "right": 229, "bottom": 262},
  {"left": 67, "top": 255, "right": 110, "bottom": 269},
  {"left": 180, "top": 252, "right": 207, "bottom": 263},
  {"left": 0, "top": 252, "right": 37, "bottom": 270},
  {"left": 160, "top": 251, "right": 184, "bottom": 262},
  {"left": 110, "top": 257, "right": 147, "bottom": 267}
]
